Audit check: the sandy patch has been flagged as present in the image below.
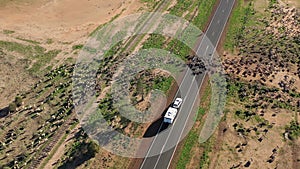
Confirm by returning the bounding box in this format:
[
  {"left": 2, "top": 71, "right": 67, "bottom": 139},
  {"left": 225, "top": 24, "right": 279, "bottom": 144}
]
[
  {"left": 283, "top": 0, "right": 300, "bottom": 8},
  {"left": 0, "top": 0, "right": 143, "bottom": 107},
  {"left": 0, "top": 0, "right": 142, "bottom": 42},
  {"left": 211, "top": 111, "right": 295, "bottom": 169}
]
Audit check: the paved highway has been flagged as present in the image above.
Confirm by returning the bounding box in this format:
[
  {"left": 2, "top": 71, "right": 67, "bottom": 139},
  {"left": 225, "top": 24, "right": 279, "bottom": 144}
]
[{"left": 140, "top": 0, "right": 235, "bottom": 169}]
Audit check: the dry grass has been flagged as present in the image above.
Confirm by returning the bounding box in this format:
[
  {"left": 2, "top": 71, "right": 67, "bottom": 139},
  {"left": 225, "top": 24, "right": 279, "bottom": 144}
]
[{"left": 209, "top": 0, "right": 300, "bottom": 168}]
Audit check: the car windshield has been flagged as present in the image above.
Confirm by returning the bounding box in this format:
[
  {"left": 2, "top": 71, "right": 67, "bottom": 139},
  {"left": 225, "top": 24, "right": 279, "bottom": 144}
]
[{"left": 165, "top": 118, "right": 171, "bottom": 122}]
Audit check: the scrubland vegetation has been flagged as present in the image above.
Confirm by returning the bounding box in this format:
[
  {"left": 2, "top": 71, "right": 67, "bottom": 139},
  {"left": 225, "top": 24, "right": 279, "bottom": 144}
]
[
  {"left": 1, "top": 0, "right": 299, "bottom": 168},
  {"left": 0, "top": 0, "right": 220, "bottom": 168}
]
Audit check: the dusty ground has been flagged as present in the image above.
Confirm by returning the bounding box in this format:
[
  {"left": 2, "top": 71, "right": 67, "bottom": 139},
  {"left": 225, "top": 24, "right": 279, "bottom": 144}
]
[
  {"left": 209, "top": 106, "right": 296, "bottom": 168},
  {"left": 0, "top": 0, "right": 143, "bottom": 60},
  {"left": 42, "top": 125, "right": 80, "bottom": 169},
  {"left": 0, "top": 0, "right": 144, "bottom": 168},
  {"left": 284, "top": 0, "right": 300, "bottom": 8},
  {"left": 0, "top": 0, "right": 142, "bottom": 42},
  {"left": 206, "top": 0, "right": 300, "bottom": 169},
  {"left": 0, "top": 0, "right": 143, "bottom": 108}
]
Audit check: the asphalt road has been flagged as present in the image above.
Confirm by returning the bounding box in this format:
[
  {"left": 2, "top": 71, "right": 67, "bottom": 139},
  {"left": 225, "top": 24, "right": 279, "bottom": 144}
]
[{"left": 140, "top": 0, "right": 235, "bottom": 169}]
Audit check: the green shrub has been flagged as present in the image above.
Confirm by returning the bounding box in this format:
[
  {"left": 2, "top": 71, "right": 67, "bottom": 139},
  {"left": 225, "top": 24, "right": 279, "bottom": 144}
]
[
  {"left": 285, "top": 120, "right": 300, "bottom": 140},
  {"left": 15, "top": 96, "right": 23, "bottom": 107},
  {"left": 72, "top": 44, "right": 84, "bottom": 50},
  {"left": 8, "top": 103, "right": 17, "bottom": 113}
]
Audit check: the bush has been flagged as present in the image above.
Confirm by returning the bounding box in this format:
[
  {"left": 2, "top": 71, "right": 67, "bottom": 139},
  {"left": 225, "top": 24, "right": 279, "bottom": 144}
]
[
  {"left": 14, "top": 96, "right": 22, "bottom": 107},
  {"left": 8, "top": 103, "right": 17, "bottom": 113},
  {"left": 72, "top": 44, "right": 84, "bottom": 50},
  {"left": 285, "top": 120, "right": 300, "bottom": 140},
  {"left": 88, "top": 140, "right": 99, "bottom": 157}
]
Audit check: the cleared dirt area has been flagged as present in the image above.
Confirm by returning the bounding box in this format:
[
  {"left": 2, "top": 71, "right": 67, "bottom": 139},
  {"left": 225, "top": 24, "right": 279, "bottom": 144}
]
[
  {"left": 0, "top": 0, "right": 143, "bottom": 107},
  {"left": 0, "top": 0, "right": 142, "bottom": 42}
]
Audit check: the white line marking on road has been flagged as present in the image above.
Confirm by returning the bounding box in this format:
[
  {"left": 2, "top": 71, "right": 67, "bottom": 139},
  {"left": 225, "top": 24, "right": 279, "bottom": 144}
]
[
  {"left": 204, "top": 45, "right": 210, "bottom": 57},
  {"left": 195, "top": 0, "right": 223, "bottom": 55},
  {"left": 153, "top": 76, "right": 196, "bottom": 169},
  {"left": 166, "top": 74, "right": 205, "bottom": 169},
  {"left": 166, "top": 1, "right": 236, "bottom": 168},
  {"left": 141, "top": 1, "right": 236, "bottom": 168},
  {"left": 213, "top": 0, "right": 235, "bottom": 54},
  {"left": 140, "top": 68, "right": 190, "bottom": 169},
  {"left": 140, "top": 122, "right": 163, "bottom": 168}
]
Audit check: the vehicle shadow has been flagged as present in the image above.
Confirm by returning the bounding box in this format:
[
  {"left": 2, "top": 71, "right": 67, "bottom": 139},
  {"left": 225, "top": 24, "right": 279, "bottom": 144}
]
[
  {"left": 0, "top": 107, "right": 9, "bottom": 118},
  {"left": 143, "top": 105, "right": 172, "bottom": 138}
]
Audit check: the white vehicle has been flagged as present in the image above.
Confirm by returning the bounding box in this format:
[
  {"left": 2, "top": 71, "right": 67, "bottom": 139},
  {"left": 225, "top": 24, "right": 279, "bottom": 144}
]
[
  {"left": 172, "top": 98, "right": 183, "bottom": 109},
  {"left": 163, "top": 107, "right": 178, "bottom": 124}
]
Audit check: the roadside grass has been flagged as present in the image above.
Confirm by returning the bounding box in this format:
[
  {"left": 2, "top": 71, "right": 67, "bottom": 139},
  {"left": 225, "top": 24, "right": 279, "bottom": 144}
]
[
  {"left": 0, "top": 40, "right": 44, "bottom": 56},
  {"left": 166, "top": 39, "right": 190, "bottom": 61},
  {"left": 176, "top": 82, "right": 212, "bottom": 168},
  {"left": 141, "top": 0, "right": 218, "bottom": 62},
  {"left": 72, "top": 44, "right": 84, "bottom": 51},
  {"left": 199, "top": 137, "right": 213, "bottom": 169},
  {"left": 132, "top": 73, "right": 174, "bottom": 103},
  {"left": 28, "top": 50, "right": 61, "bottom": 75},
  {"left": 176, "top": 130, "right": 198, "bottom": 169},
  {"left": 110, "top": 156, "right": 131, "bottom": 169},
  {"left": 224, "top": 0, "right": 254, "bottom": 51},
  {"left": 192, "top": 0, "right": 218, "bottom": 30},
  {"left": 141, "top": 34, "right": 166, "bottom": 49},
  {"left": 140, "top": 0, "right": 219, "bottom": 61}
]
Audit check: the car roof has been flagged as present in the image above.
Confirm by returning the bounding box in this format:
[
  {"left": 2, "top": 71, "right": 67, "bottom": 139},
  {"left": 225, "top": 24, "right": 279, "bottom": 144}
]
[{"left": 164, "top": 107, "right": 177, "bottom": 118}]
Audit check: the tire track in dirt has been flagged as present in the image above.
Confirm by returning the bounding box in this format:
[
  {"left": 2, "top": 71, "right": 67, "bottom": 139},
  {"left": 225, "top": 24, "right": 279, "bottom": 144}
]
[{"left": 27, "top": 113, "right": 76, "bottom": 169}]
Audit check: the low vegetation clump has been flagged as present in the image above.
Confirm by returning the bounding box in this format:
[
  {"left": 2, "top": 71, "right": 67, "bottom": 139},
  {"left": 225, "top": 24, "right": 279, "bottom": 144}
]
[
  {"left": 0, "top": 64, "right": 75, "bottom": 168},
  {"left": 140, "top": 0, "right": 161, "bottom": 11},
  {"left": 130, "top": 69, "right": 174, "bottom": 103},
  {"left": 168, "top": 0, "right": 194, "bottom": 17},
  {"left": 210, "top": 0, "right": 300, "bottom": 168},
  {"left": 97, "top": 93, "right": 131, "bottom": 133},
  {"left": 285, "top": 120, "right": 300, "bottom": 140},
  {"left": 0, "top": 40, "right": 60, "bottom": 75},
  {"left": 57, "top": 129, "right": 99, "bottom": 168}
]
